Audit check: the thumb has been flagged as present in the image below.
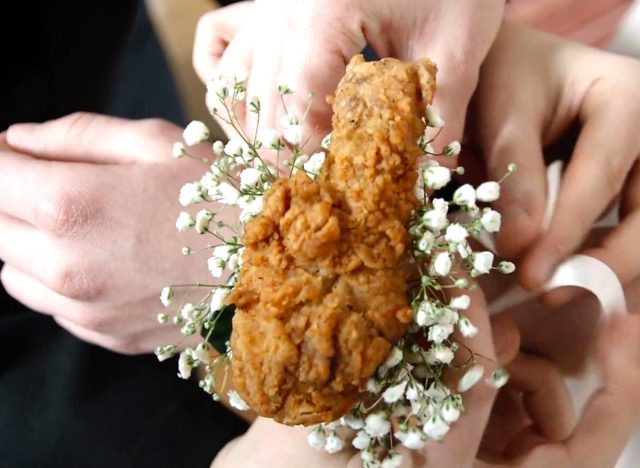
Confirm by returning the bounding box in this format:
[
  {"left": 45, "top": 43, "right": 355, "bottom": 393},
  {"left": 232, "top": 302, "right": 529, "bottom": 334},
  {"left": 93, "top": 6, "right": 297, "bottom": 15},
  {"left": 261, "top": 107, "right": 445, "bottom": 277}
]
[{"left": 6, "top": 112, "right": 180, "bottom": 163}]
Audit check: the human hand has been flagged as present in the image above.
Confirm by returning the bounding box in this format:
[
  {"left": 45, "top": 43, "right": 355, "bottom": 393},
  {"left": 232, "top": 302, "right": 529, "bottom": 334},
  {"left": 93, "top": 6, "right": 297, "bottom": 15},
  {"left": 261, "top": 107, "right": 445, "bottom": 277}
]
[
  {"left": 470, "top": 20, "right": 640, "bottom": 296},
  {"left": 0, "top": 113, "right": 221, "bottom": 354},
  {"left": 211, "top": 292, "right": 521, "bottom": 467},
  {"left": 477, "top": 313, "right": 640, "bottom": 467},
  {"left": 193, "top": 0, "right": 505, "bottom": 146}
]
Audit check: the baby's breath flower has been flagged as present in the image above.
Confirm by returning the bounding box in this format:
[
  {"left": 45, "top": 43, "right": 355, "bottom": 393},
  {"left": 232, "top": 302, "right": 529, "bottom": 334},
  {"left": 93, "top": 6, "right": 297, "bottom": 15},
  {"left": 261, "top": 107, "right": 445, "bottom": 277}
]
[
  {"left": 441, "top": 399, "right": 461, "bottom": 424},
  {"left": 155, "top": 344, "right": 177, "bottom": 362},
  {"left": 178, "top": 349, "right": 194, "bottom": 379},
  {"left": 426, "top": 106, "right": 445, "bottom": 128},
  {"left": 367, "top": 377, "right": 383, "bottom": 394},
  {"left": 303, "top": 151, "right": 326, "bottom": 178},
  {"left": 433, "top": 252, "right": 452, "bottom": 276},
  {"left": 247, "top": 96, "right": 260, "bottom": 113},
  {"left": 194, "top": 342, "right": 212, "bottom": 364},
  {"left": 449, "top": 295, "right": 470, "bottom": 310},
  {"left": 486, "top": 368, "right": 510, "bottom": 389},
  {"left": 443, "top": 140, "right": 461, "bottom": 156},
  {"left": 216, "top": 182, "right": 240, "bottom": 205},
  {"left": 423, "top": 414, "right": 450, "bottom": 441},
  {"left": 382, "top": 381, "right": 408, "bottom": 404},
  {"left": 458, "top": 365, "right": 485, "bottom": 392},
  {"left": 405, "top": 381, "right": 424, "bottom": 401},
  {"left": 458, "top": 317, "right": 479, "bottom": 338},
  {"left": 308, "top": 427, "right": 326, "bottom": 450},
  {"left": 160, "top": 286, "right": 174, "bottom": 307},
  {"left": 210, "top": 287, "right": 230, "bottom": 312},
  {"left": 444, "top": 223, "right": 468, "bottom": 244},
  {"left": 181, "top": 246, "right": 192, "bottom": 255},
  {"left": 427, "top": 344, "right": 454, "bottom": 365},
  {"left": 224, "top": 139, "right": 243, "bottom": 157},
  {"left": 239, "top": 167, "right": 262, "bottom": 189},
  {"left": 364, "top": 412, "right": 391, "bottom": 437},
  {"left": 473, "top": 251, "right": 495, "bottom": 275},
  {"left": 453, "top": 184, "right": 476, "bottom": 207},
  {"left": 157, "top": 313, "right": 169, "bottom": 324},
  {"left": 423, "top": 209, "right": 447, "bottom": 231},
  {"left": 195, "top": 209, "right": 214, "bottom": 234},
  {"left": 497, "top": 261, "right": 516, "bottom": 274},
  {"left": 207, "top": 257, "right": 224, "bottom": 278},
  {"left": 179, "top": 182, "right": 205, "bottom": 207},
  {"left": 238, "top": 195, "right": 264, "bottom": 222},
  {"left": 324, "top": 432, "right": 345, "bottom": 453},
  {"left": 183, "top": 120, "right": 210, "bottom": 146},
  {"left": 352, "top": 430, "right": 371, "bottom": 450},
  {"left": 432, "top": 198, "right": 449, "bottom": 213},
  {"left": 480, "top": 209, "right": 502, "bottom": 232},
  {"left": 428, "top": 324, "right": 454, "bottom": 344},
  {"left": 228, "top": 390, "right": 250, "bottom": 410},
  {"left": 212, "top": 140, "right": 225, "bottom": 155},
  {"left": 342, "top": 413, "right": 365, "bottom": 430},
  {"left": 417, "top": 231, "right": 435, "bottom": 253},
  {"left": 172, "top": 142, "right": 187, "bottom": 158},
  {"left": 381, "top": 346, "right": 403, "bottom": 372},
  {"left": 260, "top": 128, "right": 284, "bottom": 150},
  {"left": 277, "top": 76, "right": 296, "bottom": 95},
  {"left": 207, "top": 76, "right": 228, "bottom": 99},
  {"left": 427, "top": 381, "right": 450, "bottom": 402},
  {"left": 284, "top": 124, "right": 304, "bottom": 146},
  {"left": 396, "top": 428, "right": 425, "bottom": 450},
  {"left": 476, "top": 181, "right": 501, "bottom": 202},
  {"left": 382, "top": 451, "right": 403, "bottom": 468},
  {"left": 423, "top": 163, "right": 451, "bottom": 190}
]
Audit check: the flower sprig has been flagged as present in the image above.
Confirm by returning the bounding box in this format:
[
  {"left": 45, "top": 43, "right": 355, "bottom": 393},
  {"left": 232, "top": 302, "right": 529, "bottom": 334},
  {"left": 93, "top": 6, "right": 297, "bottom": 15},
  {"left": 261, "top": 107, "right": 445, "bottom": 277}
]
[{"left": 156, "top": 68, "right": 517, "bottom": 467}]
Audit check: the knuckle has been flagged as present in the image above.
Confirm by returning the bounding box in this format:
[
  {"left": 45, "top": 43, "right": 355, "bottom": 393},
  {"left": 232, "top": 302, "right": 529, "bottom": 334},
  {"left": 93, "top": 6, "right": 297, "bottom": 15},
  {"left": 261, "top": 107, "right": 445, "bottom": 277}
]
[
  {"left": 47, "top": 261, "right": 104, "bottom": 301},
  {"left": 36, "top": 189, "right": 97, "bottom": 237}
]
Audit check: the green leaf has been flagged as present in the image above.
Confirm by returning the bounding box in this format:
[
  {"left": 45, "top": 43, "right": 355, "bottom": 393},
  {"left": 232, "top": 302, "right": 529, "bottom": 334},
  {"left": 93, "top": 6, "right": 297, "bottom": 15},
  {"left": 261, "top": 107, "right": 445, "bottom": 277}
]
[{"left": 201, "top": 304, "right": 236, "bottom": 354}]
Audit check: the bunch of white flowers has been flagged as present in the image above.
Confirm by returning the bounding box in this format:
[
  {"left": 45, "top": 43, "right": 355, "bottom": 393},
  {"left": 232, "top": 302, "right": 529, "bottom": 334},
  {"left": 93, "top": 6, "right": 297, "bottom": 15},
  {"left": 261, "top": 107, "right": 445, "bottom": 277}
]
[{"left": 156, "top": 70, "right": 517, "bottom": 467}]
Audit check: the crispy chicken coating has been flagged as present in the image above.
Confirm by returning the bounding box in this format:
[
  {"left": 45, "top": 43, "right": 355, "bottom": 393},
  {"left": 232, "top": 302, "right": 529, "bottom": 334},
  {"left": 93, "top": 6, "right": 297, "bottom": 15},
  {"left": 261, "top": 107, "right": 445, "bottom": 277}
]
[{"left": 229, "top": 55, "right": 437, "bottom": 425}]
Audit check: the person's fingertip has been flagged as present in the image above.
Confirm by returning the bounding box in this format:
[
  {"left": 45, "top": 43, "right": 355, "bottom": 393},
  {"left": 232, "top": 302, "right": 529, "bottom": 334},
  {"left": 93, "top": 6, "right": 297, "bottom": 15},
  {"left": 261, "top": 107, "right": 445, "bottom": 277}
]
[{"left": 6, "top": 123, "right": 38, "bottom": 147}]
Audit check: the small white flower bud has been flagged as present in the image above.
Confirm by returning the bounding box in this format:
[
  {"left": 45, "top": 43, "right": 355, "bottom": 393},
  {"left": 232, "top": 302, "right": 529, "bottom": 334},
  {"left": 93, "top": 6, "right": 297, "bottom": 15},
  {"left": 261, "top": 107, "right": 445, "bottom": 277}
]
[
  {"left": 172, "top": 142, "right": 187, "bottom": 158},
  {"left": 175, "top": 211, "right": 195, "bottom": 231},
  {"left": 453, "top": 184, "right": 477, "bottom": 207},
  {"left": 396, "top": 428, "right": 425, "bottom": 450},
  {"left": 441, "top": 400, "right": 461, "bottom": 424},
  {"left": 458, "top": 317, "right": 479, "bottom": 338},
  {"left": 417, "top": 231, "right": 435, "bottom": 253},
  {"left": 444, "top": 223, "right": 468, "bottom": 244},
  {"left": 179, "top": 182, "right": 204, "bottom": 207},
  {"left": 181, "top": 246, "right": 192, "bottom": 255},
  {"left": 324, "top": 432, "right": 344, "bottom": 454},
  {"left": 195, "top": 209, "right": 214, "bottom": 234},
  {"left": 498, "top": 261, "right": 516, "bottom": 274},
  {"left": 160, "top": 286, "right": 174, "bottom": 307},
  {"left": 156, "top": 313, "right": 169, "bottom": 324},
  {"left": 155, "top": 344, "right": 177, "bottom": 362},
  {"left": 307, "top": 427, "right": 326, "bottom": 450},
  {"left": 224, "top": 139, "right": 243, "bottom": 157},
  {"left": 423, "top": 209, "right": 448, "bottom": 231},
  {"left": 183, "top": 121, "right": 210, "bottom": 146},
  {"left": 481, "top": 209, "right": 502, "bottom": 232},
  {"left": 283, "top": 124, "right": 304, "bottom": 146},
  {"left": 303, "top": 151, "right": 326, "bottom": 177},
  {"left": 458, "top": 365, "right": 485, "bottom": 392},
  {"left": 423, "top": 415, "right": 450, "bottom": 440},
  {"left": 277, "top": 76, "right": 295, "bottom": 95},
  {"left": 210, "top": 287, "right": 230, "bottom": 312},
  {"left": 476, "top": 181, "right": 501, "bottom": 202},
  {"left": 426, "top": 106, "right": 445, "bottom": 128},
  {"left": 352, "top": 430, "right": 371, "bottom": 450},
  {"left": 382, "top": 381, "right": 408, "bottom": 403},
  {"left": 364, "top": 412, "right": 391, "bottom": 437},
  {"left": 473, "top": 251, "right": 495, "bottom": 275},
  {"left": 239, "top": 167, "right": 262, "bottom": 189},
  {"left": 428, "top": 324, "right": 453, "bottom": 344},
  {"left": 433, "top": 252, "right": 452, "bottom": 276},
  {"left": 178, "top": 350, "right": 194, "bottom": 379},
  {"left": 449, "top": 295, "right": 470, "bottom": 310},
  {"left": 212, "top": 140, "right": 225, "bottom": 155},
  {"left": 260, "top": 128, "right": 283, "bottom": 150},
  {"left": 217, "top": 182, "right": 240, "bottom": 205},
  {"left": 423, "top": 163, "right": 451, "bottom": 190},
  {"left": 320, "top": 132, "right": 332, "bottom": 150},
  {"left": 443, "top": 140, "right": 461, "bottom": 156}
]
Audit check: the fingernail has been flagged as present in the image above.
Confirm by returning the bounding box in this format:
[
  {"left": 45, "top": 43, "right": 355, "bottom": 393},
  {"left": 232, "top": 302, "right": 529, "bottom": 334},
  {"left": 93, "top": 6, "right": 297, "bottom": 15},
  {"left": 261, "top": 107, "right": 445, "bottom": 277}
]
[{"left": 6, "top": 123, "right": 38, "bottom": 145}]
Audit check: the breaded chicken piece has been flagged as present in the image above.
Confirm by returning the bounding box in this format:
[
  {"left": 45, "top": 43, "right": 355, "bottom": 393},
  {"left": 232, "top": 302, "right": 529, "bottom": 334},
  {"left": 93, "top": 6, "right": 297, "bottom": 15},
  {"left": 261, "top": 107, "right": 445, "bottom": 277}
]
[{"left": 229, "top": 55, "right": 437, "bottom": 425}]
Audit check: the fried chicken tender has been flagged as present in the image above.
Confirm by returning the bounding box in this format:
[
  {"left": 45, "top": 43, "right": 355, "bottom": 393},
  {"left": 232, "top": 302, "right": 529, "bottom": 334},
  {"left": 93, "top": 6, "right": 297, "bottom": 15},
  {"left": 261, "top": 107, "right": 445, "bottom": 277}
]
[{"left": 229, "top": 55, "right": 437, "bottom": 425}]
